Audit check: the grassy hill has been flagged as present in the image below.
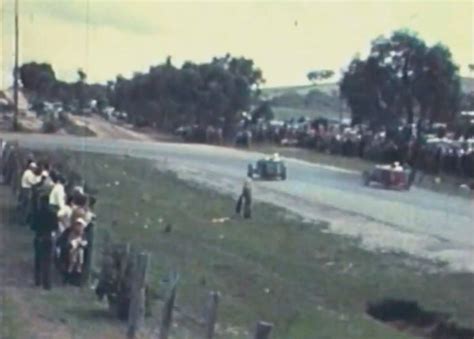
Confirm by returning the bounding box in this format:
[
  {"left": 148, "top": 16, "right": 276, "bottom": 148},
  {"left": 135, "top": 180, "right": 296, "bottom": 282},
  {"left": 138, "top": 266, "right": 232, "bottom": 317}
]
[
  {"left": 261, "top": 82, "right": 345, "bottom": 120},
  {"left": 272, "top": 107, "right": 349, "bottom": 121},
  {"left": 263, "top": 77, "right": 474, "bottom": 121},
  {"left": 261, "top": 83, "right": 338, "bottom": 99}
]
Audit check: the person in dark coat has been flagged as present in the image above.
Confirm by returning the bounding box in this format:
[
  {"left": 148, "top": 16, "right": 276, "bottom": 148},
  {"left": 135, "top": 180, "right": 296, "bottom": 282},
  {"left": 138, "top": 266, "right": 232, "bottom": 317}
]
[
  {"left": 31, "top": 183, "right": 57, "bottom": 290},
  {"left": 235, "top": 179, "right": 252, "bottom": 219}
]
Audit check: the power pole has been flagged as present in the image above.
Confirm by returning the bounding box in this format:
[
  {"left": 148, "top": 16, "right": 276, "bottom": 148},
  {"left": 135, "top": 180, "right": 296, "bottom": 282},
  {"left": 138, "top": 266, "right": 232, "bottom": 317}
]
[
  {"left": 13, "top": 0, "right": 19, "bottom": 130},
  {"left": 339, "top": 92, "right": 343, "bottom": 124}
]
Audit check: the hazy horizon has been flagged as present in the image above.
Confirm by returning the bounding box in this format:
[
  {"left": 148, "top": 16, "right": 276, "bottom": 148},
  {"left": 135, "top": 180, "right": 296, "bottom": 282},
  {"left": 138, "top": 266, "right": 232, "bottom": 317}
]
[{"left": 1, "top": 0, "right": 473, "bottom": 89}]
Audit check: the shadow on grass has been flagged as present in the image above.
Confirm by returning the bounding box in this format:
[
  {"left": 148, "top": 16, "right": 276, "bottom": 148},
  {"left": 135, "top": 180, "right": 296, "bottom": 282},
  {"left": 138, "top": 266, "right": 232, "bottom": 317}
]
[{"left": 64, "top": 307, "right": 118, "bottom": 323}]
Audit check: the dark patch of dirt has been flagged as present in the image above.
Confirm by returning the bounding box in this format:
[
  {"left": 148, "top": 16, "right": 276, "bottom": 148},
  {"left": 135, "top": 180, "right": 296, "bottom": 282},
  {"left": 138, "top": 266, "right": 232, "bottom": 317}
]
[{"left": 367, "top": 298, "right": 474, "bottom": 339}]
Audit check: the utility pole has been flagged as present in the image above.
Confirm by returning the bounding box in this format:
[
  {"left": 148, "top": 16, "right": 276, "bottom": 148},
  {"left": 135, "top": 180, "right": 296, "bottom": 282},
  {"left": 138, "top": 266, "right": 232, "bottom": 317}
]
[
  {"left": 13, "top": 0, "right": 19, "bottom": 130},
  {"left": 339, "top": 93, "right": 343, "bottom": 124}
]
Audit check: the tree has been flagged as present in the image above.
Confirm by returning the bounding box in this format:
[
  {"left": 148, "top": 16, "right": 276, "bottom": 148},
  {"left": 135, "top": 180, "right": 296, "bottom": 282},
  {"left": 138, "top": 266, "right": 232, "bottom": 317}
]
[
  {"left": 75, "top": 68, "right": 88, "bottom": 112},
  {"left": 51, "top": 81, "right": 75, "bottom": 106},
  {"left": 416, "top": 44, "right": 461, "bottom": 123},
  {"left": 19, "top": 55, "right": 263, "bottom": 135},
  {"left": 340, "top": 57, "right": 390, "bottom": 126},
  {"left": 78, "top": 68, "right": 87, "bottom": 83},
  {"left": 340, "top": 29, "right": 461, "bottom": 126},
  {"left": 104, "top": 55, "right": 264, "bottom": 137},
  {"left": 252, "top": 101, "right": 274, "bottom": 123},
  {"left": 19, "top": 62, "right": 56, "bottom": 97},
  {"left": 18, "top": 62, "right": 110, "bottom": 115},
  {"left": 307, "top": 70, "right": 334, "bottom": 84}
]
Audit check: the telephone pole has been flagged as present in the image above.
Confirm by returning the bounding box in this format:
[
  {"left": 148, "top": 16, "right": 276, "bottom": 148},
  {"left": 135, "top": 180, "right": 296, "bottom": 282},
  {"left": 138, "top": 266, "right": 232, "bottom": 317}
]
[{"left": 13, "top": 0, "right": 19, "bottom": 130}]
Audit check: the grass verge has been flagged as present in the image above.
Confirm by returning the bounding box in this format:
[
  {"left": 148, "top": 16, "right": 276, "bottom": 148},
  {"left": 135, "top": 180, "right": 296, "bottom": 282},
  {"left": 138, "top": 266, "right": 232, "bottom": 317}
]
[
  {"left": 1, "top": 151, "right": 473, "bottom": 338},
  {"left": 0, "top": 295, "right": 26, "bottom": 339},
  {"left": 50, "top": 151, "right": 473, "bottom": 338}
]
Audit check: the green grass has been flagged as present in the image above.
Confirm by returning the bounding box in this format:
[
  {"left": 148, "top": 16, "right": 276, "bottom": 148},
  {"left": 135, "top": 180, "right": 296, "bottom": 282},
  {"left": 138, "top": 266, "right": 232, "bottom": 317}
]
[
  {"left": 261, "top": 82, "right": 348, "bottom": 121},
  {"left": 0, "top": 183, "right": 126, "bottom": 339},
  {"left": 52, "top": 152, "right": 474, "bottom": 338},
  {"left": 2, "top": 151, "right": 473, "bottom": 338},
  {"left": 0, "top": 295, "right": 26, "bottom": 339},
  {"left": 262, "top": 83, "right": 339, "bottom": 98},
  {"left": 262, "top": 77, "right": 474, "bottom": 97}
]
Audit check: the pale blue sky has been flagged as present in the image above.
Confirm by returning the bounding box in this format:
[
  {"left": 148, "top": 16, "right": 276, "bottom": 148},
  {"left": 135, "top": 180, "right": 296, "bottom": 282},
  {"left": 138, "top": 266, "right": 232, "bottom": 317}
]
[{"left": 1, "top": 0, "right": 473, "bottom": 89}]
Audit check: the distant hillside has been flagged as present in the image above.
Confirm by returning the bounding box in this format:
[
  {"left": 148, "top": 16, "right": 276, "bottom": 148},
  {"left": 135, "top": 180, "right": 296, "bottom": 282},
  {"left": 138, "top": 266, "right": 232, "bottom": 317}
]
[
  {"left": 261, "top": 82, "right": 344, "bottom": 120},
  {"left": 462, "top": 77, "right": 474, "bottom": 93},
  {"left": 263, "top": 77, "right": 474, "bottom": 121},
  {"left": 261, "top": 83, "right": 338, "bottom": 99}
]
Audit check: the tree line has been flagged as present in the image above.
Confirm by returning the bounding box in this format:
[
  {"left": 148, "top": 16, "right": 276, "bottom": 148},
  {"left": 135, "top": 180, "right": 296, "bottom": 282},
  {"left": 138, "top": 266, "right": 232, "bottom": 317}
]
[
  {"left": 19, "top": 55, "right": 264, "bottom": 137},
  {"left": 18, "top": 29, "right": 471, "bottom": 135}
]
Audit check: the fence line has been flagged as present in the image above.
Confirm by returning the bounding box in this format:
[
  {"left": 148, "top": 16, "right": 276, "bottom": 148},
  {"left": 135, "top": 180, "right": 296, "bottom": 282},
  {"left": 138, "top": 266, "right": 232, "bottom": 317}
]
[{"left": 0, "top": 140, "right": 276, "bottom": 339}]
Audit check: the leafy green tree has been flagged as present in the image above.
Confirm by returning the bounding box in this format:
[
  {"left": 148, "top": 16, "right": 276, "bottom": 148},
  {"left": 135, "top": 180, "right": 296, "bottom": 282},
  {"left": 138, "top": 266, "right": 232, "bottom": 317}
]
[
  {"left": 252, "top": 101, "right": 274, "bottom": 123},
  {"left": 340, "top": 29, "right": 461, "bottom": 125},
  {"left": 19, "top": 62, "right": 56, "bottom": 98},
  {"left": 75, "top": 68, "right": 88, "bottom": 112}
]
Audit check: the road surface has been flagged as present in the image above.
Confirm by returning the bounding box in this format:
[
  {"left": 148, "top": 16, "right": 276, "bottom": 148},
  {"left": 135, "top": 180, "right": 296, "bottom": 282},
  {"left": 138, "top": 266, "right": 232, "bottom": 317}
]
[{"left": 2, "top": 133, "right": 473, "bottom": 272}]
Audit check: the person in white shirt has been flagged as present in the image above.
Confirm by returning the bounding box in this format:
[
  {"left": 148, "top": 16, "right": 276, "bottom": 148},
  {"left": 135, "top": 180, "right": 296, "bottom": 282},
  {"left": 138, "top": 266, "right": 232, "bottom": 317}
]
[
  {"left": 57, "top": 196, "right": 73, "bottom": 233},
  {"left": 18, "top": 162, "right": 40, "bottom": 224},
  {"left": 21, "top": 162, "right": 40, "bottom": 189},
  {"left": 49, "top": 173, "right": 66, "bottom": 211}
]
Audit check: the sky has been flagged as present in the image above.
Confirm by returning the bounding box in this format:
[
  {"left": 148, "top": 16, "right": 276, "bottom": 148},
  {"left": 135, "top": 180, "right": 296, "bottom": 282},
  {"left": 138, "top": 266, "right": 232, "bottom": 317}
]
[{"left": 1, "top": 0, "right": 473, "bottom": 89}]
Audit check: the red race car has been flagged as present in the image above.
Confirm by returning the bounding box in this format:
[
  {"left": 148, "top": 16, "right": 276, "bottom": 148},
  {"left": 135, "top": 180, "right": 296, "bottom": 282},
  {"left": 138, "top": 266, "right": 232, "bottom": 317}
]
[{"left": 362, "top": 163, "right": 411, "bottom": 191}]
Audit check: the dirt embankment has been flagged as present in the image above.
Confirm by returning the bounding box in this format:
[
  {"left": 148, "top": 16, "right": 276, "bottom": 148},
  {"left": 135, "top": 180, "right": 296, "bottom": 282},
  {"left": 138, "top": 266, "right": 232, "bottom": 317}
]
[{"left": 67, "top": 115, "right": 152, "bottom": 141}]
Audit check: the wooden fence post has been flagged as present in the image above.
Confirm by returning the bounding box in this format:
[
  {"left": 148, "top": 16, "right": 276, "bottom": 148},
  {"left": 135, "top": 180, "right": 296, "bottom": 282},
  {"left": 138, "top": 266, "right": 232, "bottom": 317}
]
[
  {"left": 120, "top": 243, "right": 131, "bottom": 281},
  {"left": 2, "top": 145, "right": 14, "bottom": 185},
  {"left": 254, "top": 321, "right": 273, "bottom": 339},
  {"left": 158, "top": 273, "right": 179, "bottom": 339},
  {"left": 5, "top": 143, "right": 20, "bottom": 186},
  {"left": 113, "top": 242, "right": 131, "bottom": 319},
  {"left": 0, "top": 138, "right": 5, "bottom": 179},
  {"left": 12, "top": 150, "right": 22, "bottom": 194},
  {"left": 205, "top": 291, "right": 220, "bottom": 339},
  {"left": 127, "top": 252, "right": 150, "bottom": 339}
]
